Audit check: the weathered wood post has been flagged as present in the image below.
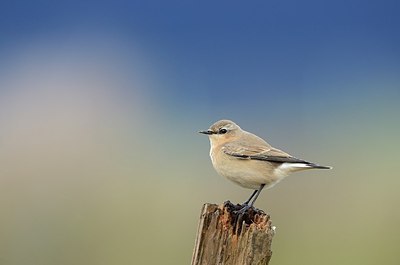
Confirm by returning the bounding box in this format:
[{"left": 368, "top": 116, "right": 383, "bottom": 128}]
[{"left": 191, "top": 201, "right": 275, "bottom": 265}]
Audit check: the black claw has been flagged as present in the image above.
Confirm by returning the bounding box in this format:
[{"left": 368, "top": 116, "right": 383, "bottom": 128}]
[{"left": 233, "top": 204, "right": 252, "bottom": 214}]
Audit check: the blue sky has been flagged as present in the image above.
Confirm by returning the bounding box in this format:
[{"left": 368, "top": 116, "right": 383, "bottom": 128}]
[
  {"left": 1, "top": 0, "right": 399, "bottom": 145},
  {"left": 2, "top": 1, "right": 399, "bottom": 93},
  {"left": 1, "top": 0, "right": 399, "bottom": 130}
]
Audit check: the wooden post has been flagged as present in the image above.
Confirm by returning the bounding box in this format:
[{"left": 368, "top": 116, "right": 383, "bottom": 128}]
[{"left": 191, "top": 201, "right": 275, "bottom": 265}]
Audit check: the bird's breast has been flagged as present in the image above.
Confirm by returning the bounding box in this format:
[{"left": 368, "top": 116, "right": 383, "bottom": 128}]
[{"left": 209, "top": 147, "right": 280, "bottom": 189}]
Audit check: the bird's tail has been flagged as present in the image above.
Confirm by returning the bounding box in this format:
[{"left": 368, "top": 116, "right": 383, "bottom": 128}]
[{"left": 308, "top": 163, "right": 332, "bottom": 170}]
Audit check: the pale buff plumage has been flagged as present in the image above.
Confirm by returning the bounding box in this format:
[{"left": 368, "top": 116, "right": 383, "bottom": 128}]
[{"left": 199, "top": 119, "right": 331, "bottom": 207}]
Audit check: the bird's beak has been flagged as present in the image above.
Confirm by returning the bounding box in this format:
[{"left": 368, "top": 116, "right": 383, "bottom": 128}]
[{"left": 199, "top": 130, "right": 214, "bottom": 135}]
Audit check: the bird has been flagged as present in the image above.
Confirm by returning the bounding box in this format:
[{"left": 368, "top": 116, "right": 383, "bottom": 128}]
[{"left": 199, "top": 119, "right": 331, "bottom": 212}]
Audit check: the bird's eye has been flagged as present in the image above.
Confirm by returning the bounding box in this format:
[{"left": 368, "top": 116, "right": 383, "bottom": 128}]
[{"left": 219, "top": 128, "right": 228, "bottom": 134}]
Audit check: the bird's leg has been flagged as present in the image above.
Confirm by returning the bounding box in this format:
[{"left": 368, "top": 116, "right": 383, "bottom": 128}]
[
  {"left": 234, "top": 184, "right": 266, "bottom": 214},
  {"left": 249, "top": 184, "right": 265, "bottom": 207},
  {"left": 242, "top": 189, "right": 258, "bottom": 206}
]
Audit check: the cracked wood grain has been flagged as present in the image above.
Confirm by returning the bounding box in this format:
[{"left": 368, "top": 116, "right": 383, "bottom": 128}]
[{"left": 191, "top": 201, "right": 275, "bottom": 265}]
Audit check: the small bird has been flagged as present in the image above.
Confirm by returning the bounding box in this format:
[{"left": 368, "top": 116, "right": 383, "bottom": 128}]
[{"left": 199, "top": 119, "right": 331, "bottom": 212}]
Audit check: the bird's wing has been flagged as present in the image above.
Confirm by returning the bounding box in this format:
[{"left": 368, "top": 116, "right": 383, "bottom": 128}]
[{"left": 222, "top": 142, "right": 309, "bottom": 164}]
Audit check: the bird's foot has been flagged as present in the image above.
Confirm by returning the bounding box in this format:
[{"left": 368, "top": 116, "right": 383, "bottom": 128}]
[
  {"left": 224, "top": 200, "right": 247, "bottom": 212},
  {"left": 233, "top": 203, "right": 252, "bottom": 214},
  {"left": 224, "top": 201, "right": 264, "bottom": 215}
]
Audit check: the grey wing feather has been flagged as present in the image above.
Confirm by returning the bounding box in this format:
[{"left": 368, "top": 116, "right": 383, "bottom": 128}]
[{"left": 222, "top": 142, "right": 309, "bottom": 164}]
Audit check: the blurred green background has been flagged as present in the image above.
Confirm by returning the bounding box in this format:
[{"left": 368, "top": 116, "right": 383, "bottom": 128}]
[{"left": 1, "top": 1, "right": 399, "bottom": 265}]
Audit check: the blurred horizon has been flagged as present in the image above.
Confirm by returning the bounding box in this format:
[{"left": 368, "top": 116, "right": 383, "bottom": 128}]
[{"left": 1, "top": 1, "right": 399, "bottom": 265}]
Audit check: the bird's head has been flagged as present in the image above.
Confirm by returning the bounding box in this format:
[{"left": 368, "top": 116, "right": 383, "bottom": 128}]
[{"left": 199, "top": 119, "right": 242, "bottom": 145}]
